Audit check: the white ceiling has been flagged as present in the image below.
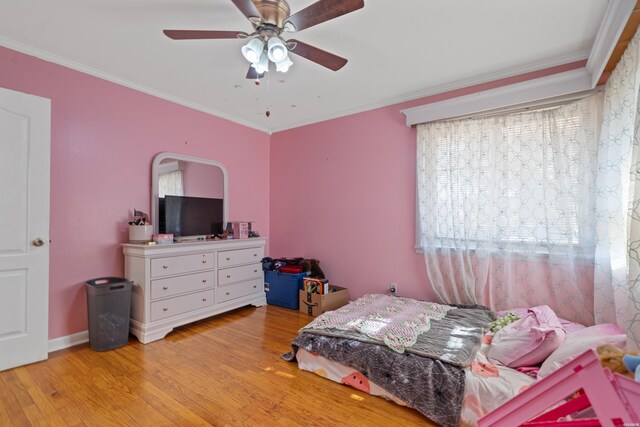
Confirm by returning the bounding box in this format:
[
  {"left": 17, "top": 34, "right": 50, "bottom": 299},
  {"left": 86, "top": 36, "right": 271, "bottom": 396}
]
[{"left": 0, "top": 0, "right": 609, "bottom": 133}]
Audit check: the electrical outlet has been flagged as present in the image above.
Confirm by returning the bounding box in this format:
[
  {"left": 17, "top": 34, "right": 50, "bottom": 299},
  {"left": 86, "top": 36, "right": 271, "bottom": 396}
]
[{"left": 390, "top": 282, "right": 398, "bottom": 296}]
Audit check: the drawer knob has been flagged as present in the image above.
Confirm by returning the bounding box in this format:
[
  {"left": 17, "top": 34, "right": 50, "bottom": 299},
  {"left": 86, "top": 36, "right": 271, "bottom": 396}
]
[
  {"left": 254, "top": 269, "right": 258, "bottom": 273},
  {"left": 225, "top": 292, "right": 230, "bottom": 296},
  {"left": 163, "top": 265, "right": 168, "bottom": 269},
  {"left": 253, "top": 285, "right": 257, "bottom": 289},
  {"left": 202, "top": 298, "right": 207, "bottom": 302},
  {"left": 253, "top": 253, "right": 257, "bottom": 257},
  {"left": 163, "top": 286, "right": 168, "bottom": 290},
  {"left": 163, "top": 308, "right": 168, "bottom": 312},
  {"left": 202, "top": 279, "right": 207, "bottom": 283},
  {"left": 226, "top": 257, "right": 231, "bottom": 261},
  {"left": 226, "top": 275, "right": 231, "bottom": 279},
  {"left": 202, "top": 260, "right": 207, "bottom": 264}
]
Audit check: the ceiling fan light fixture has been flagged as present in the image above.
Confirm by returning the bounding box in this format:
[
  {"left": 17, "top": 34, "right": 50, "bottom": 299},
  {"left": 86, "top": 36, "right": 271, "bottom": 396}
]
[
  {"left": 275, "top": 57, "right": 293, "bottom": 73},
  {"left": 241, "top": 38, "right": 264, "bottom": 64},
  {"left": 267, "top": 37, "right": 288, "bottom": 62},
  {"left": 254, "top": 50, "right": 270, "bottom": 74}
]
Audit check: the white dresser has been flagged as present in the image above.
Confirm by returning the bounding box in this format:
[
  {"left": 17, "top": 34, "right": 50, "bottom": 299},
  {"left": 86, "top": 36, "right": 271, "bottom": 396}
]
[{"left": 122, "top": 238, "right": 266, "bottom": 344}]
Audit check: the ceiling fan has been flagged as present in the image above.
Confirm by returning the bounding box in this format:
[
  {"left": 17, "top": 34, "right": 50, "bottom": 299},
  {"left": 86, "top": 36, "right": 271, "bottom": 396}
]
[{"left": 163, "top": 0, "right": 364, "bottom": 79}]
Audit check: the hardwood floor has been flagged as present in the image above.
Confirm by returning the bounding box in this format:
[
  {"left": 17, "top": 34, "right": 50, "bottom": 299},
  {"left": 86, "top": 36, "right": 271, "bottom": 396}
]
[{"left": 0, "top": 305, "right": 438, "bottom": 426}]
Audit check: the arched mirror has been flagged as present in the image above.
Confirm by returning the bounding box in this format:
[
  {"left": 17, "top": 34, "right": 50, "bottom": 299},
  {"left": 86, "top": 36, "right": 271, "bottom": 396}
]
[{"left": 151, "top": 152, "right": 228, "bottom": 236}]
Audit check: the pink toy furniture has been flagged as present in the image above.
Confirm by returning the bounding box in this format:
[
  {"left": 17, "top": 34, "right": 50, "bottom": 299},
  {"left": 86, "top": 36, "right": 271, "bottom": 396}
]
[{"left": 478, "top": 349, "right": 640, "bottom": 427}]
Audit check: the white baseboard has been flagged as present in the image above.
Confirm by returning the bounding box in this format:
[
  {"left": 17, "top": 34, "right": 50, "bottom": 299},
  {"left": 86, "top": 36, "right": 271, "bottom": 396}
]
[{"left": 48, "top": 330, "right": 89, "bottom": 353}]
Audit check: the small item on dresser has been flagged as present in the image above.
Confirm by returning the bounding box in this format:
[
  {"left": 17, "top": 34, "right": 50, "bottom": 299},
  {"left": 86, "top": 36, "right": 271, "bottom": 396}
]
[
  {"left": 153, "top": 234, "right": 174, "bottom": 244},
  {"left": 232, "top": 221, "right": 250, "bottom": 239},
  {"left": 129, "top": 224, "right": 153, "bottom": 243},
  {"left": 128, "top": 208, "right": 153, "bottom": 243},
  {"left": 128, "top": 209, "right": 149, "bottom": 225}
]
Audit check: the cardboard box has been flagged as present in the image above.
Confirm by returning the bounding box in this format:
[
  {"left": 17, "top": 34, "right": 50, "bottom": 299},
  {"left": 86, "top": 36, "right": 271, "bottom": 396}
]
[{"left": 299, "top": 285, "right": 349, "bottom": 317}]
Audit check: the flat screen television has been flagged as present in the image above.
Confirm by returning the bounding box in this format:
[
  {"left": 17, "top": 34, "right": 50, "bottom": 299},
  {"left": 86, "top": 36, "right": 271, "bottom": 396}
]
[{"left": 159, "top": 195, "right": 224, "bottom": 236}]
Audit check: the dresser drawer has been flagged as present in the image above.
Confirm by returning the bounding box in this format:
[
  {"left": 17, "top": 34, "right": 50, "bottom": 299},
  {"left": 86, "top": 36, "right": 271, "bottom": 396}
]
[
  {"left": 151, "top": 253, "right": 214, "bottom": 278},
  {"left": 218, "top": 263, "right": 262, "bottom": 286},
  {"left": 217, "top": 246, "right": 264, "bottom": 268},
  {"left": 218, "top": 279, "right": 263, "bottom": 303},
  {"left": 150, "top": 289, "right": 214, "bottom": 321},
  {"left": 150, "top": 271, "right": 214, "bottom": 300}
]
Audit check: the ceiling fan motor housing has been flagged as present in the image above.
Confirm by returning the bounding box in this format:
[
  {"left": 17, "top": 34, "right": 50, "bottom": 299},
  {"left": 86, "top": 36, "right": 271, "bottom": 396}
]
[{"left": 253, "top": 0, "right": 291, "bottom": 28}]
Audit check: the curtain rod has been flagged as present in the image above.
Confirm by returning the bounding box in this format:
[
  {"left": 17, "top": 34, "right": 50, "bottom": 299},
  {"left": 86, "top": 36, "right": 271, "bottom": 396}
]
[{"left": 432, "top": 88, "right": 602, "bottom": 124}]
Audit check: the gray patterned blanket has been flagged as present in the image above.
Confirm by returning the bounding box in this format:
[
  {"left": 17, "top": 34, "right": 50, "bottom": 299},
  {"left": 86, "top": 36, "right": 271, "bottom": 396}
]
[
  {"left": 301, "top": 305, "right": 494, "bottom": 367},
  {"left": 282, "top": 305, "right": 494, "bottom": 427}
]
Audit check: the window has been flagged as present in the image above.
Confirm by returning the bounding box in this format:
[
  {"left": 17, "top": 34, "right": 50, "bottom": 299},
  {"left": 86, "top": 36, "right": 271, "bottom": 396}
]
[
  {"left": 416, "top": 97, "right": 599, "bottom": 254},
  {"left": 157, "top": 160, "right": 184, "bottom": 197}
]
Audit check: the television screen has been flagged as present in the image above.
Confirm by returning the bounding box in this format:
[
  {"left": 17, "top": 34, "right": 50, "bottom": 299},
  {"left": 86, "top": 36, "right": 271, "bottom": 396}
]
[{"left": 160, "top": 195, "right": 223, "bottom": 236}]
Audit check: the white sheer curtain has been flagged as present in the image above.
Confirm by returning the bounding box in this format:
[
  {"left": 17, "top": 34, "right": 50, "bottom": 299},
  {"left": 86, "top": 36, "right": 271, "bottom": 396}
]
[
  {"left": 416, "top": 96, "right": 601, "bottom": 326},
  {"left": 158, "top": 171, "right": 184, "bottom": 198},
  {"left": 594, "top": 28, "right": 640, "bottom": 350}
]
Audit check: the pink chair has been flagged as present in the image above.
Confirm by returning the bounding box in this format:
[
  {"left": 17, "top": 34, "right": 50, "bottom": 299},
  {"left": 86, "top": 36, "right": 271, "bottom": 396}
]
[{"left": 478, "top": 349, "right": 640, "bottom": 427}]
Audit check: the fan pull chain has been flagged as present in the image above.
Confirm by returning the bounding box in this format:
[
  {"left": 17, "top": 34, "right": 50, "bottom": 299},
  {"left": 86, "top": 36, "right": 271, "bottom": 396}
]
[{"left": 266, "top": 70, "right": 271, "bottom": 118}]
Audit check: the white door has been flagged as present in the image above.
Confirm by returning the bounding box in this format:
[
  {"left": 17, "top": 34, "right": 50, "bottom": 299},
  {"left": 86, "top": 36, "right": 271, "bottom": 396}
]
[{"left": 0, "top": 87, "right": 50, "bottom": 371}]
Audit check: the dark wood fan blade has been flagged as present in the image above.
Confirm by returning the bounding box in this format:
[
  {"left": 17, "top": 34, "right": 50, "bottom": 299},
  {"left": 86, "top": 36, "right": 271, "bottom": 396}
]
[
  {"left": 285, "top": 0, "right": 364, "bottom": 32},
  {"left": 287, "top": 39, "right": 347, "bottom": 71},
  {"left": 231, "top": 0, "right": 262, "bottom": 20},
  {"left": 163, "top": 30, "right": 247, "bottom": 40},
  {"left": 246, "top": 66, "right": 265, "bottom": 79}
]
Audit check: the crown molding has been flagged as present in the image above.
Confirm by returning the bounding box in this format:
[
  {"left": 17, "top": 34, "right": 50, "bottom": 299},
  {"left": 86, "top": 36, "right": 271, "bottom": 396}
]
[
  {"left": 399, "top": 0, "right": 636, "bottom": 127},
  {"left": 269, "top": 50, "right": 590, "bottom": 133},
  {"left": 401, "top": 68, "right": 592, "bottom": 126},
  {"left": 0, "top": 35, "right": 271, "bottom": 135},
  {"left": 586, "top": 0, "right": 636, "bottom": 87}
]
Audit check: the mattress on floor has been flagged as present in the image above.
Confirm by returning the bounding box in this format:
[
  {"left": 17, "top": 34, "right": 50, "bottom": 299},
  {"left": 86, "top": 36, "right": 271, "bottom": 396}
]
[{"left": 295, "top": 332, "right": 535, "bottom": 427}]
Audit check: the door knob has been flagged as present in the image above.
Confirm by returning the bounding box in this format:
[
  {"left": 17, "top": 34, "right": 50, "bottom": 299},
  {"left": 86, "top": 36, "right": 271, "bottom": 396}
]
[{"left": 32, "top": 238, "right": 45, "bottom": 247}]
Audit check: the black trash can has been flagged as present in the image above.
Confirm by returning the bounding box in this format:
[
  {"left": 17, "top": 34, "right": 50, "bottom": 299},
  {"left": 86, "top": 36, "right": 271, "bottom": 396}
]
[{"left": 86, "top": 277, "right": 132, "bottom": 351}]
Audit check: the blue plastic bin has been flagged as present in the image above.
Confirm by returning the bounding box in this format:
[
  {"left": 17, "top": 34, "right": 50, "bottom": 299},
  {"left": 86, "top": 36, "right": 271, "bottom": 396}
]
[{"left": 264, "top": 271, "right": 308, "bottom": 309}]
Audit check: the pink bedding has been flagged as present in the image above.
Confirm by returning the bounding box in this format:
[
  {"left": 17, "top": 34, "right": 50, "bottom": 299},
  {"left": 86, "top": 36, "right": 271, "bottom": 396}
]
[{"left": 487, "top": 305, "right": 566, "bottom": 367}]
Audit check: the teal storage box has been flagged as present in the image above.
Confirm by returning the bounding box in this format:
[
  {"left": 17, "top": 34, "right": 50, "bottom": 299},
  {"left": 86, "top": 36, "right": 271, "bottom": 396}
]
[{"left": 264, "top": 271, "right": 308, "bottom": 309}]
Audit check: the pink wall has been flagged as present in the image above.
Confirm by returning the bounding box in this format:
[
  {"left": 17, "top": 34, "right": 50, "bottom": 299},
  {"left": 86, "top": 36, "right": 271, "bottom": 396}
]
[
  {"left": 269, "top": 60, "right": 587, "bottom": 303},
  {"left": 182, "top": 161, "right": 225, "bottom": 199},
  {"left": 0, "top": 46, "right": 270, "bottom": 340},
  {"left": 0, "top": 42, "right": 587, "bottom": 339}
]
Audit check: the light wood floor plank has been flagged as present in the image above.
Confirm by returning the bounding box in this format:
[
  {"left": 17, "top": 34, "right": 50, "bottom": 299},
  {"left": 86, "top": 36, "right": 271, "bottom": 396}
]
[{"left": 0, "top": 305, "right": 438, "bottom": 426}]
